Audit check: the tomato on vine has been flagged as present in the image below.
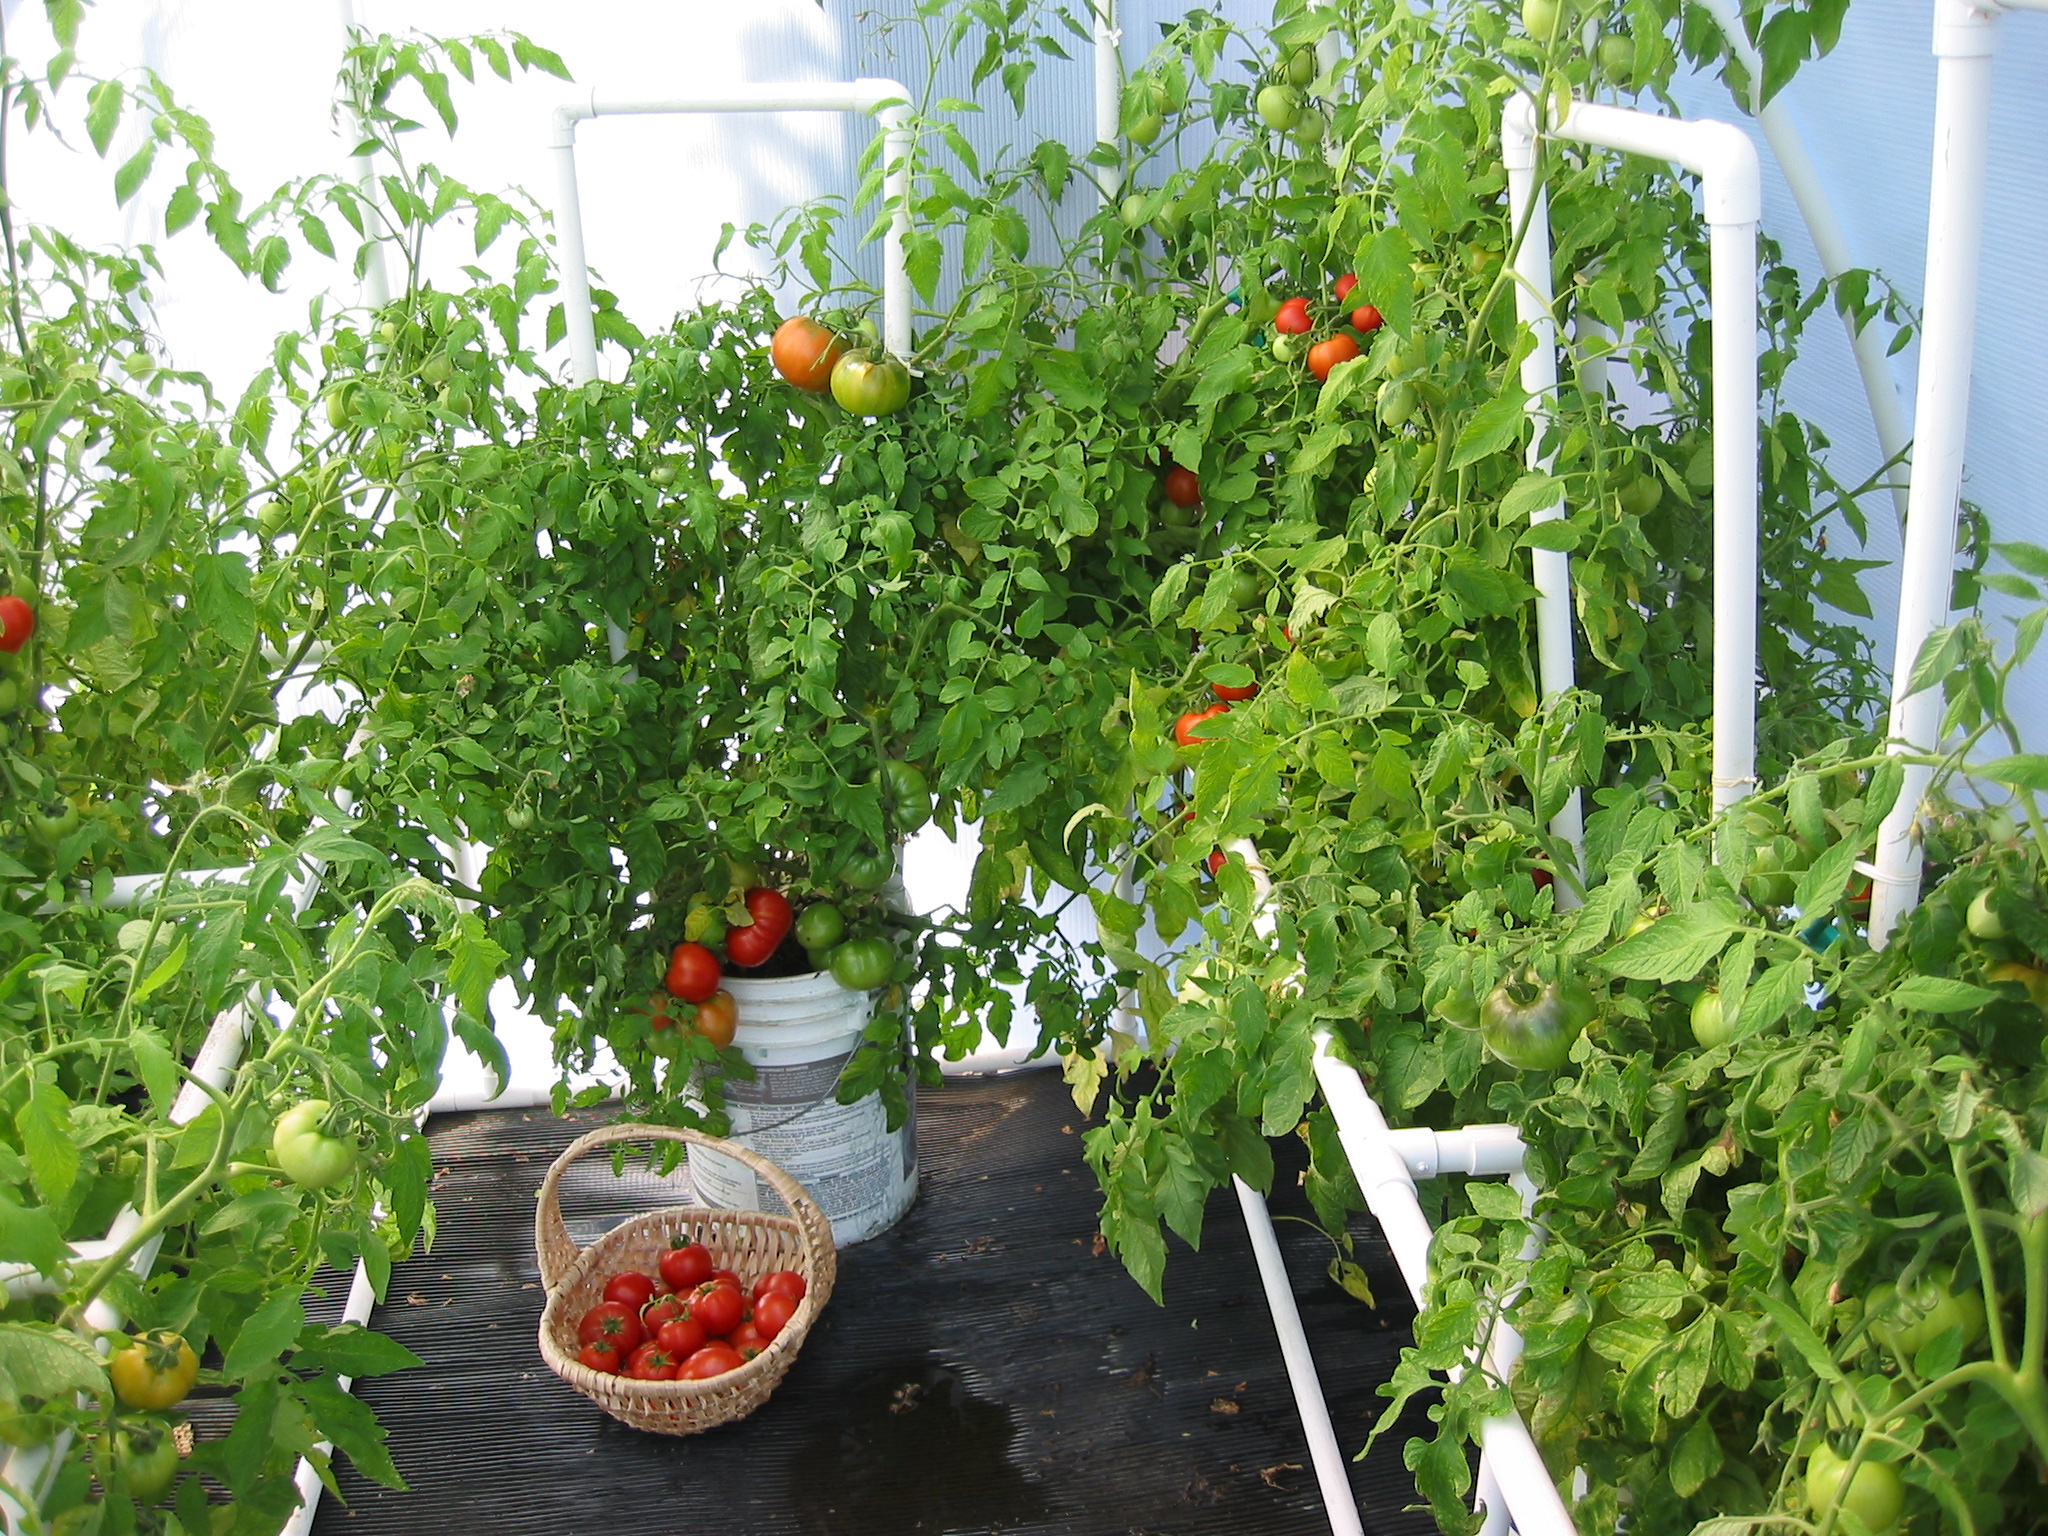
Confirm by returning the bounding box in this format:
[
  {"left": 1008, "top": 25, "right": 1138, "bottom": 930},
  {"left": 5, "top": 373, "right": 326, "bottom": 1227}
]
[
  {"left": 665, "top": 941, "right": 722, "bottom": 1003},
  {"left": 726, "top": 887, "right": 794, "bottom": 968},
  {"left": 1804, "top": 1444, "right": 1904, "bottom": 1535},
  {"left": 112, "top": 1419, "right": 181, "bottom": 1502},
  {"left": 1163, "top": 465, "right": 1201, "bottom": 508},
  {"left": 108, "top": 1333, "right": 199, "bottom": 1412},
  {"left": 0, "top": 594, "right": 35, "bottom": 653},
  {"left": 840, "top": 845, "right": 894, "bottom": 892},
  {"left": 1173, "top": 704, "right": 1229, "bottom": 749},
  {"left": 770, "top": 316, "right": 846, "bottom": 393},
  {"left": 271, "top": 1100, "right": 359, "bottom": 1189},
  {"left": 1307, "top": 334, "right": 1359, "bottom": 382},
  {"left": 694, "top": 989, "right": 739, "bottom": 1049},
  {"left": 1273, "top": 297, "right": 1312, "bottom": 335},
  {"left": 828, "top": 936, "right": 894, "bottom": 992},
  {"left": 829, "top": 350, "right": 912, "bottom": 416},
  {"left": 1479, "top": 970, "right": 1596, "bottom": 1071},
  {"left": 796, "top": 901, "right": 846, "bottom": 955}
]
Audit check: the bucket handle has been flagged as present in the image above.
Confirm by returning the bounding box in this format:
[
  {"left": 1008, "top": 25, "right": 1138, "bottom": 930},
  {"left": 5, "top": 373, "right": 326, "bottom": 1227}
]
[{"left": 534, "top": 1121, "right": 837, "bottom": 1294}]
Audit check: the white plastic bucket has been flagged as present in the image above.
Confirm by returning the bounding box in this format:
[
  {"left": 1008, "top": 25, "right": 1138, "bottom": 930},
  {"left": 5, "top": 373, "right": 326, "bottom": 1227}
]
[{"left": 686, "top": 968, "right": 918, "bottom": 1247}]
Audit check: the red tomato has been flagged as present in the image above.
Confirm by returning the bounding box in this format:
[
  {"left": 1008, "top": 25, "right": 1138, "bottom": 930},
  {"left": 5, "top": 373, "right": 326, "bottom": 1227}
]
[
  {"left": 656, "top": 1316, "right": 708, "bottom": 1358},
  {"left": 1352, "top": 303, "right": 1383, "bottom": 333},
  {"left": 1307, "top": 333, "right": 1360, "bottom": 382},
  {"left": 728, "top": 1322, "right": 768, "bottom": 1359},
  {"left": 754, "top": 1290, "right": 798, "bottom": 1341},
  {"left": 754, "top": 1270, "right": 808, "bottom": 1305},
  {"left": 1173, "top": 703, "right": 1229, "bottom": 749},
  {"left": 1207, "top": 847, "right": 1227, "bottom": 877},
  {"left": 689, "top": 1281, "right": 744, "bottom": 1338},
  {"left": 708, "top": 1269, "right": 743, "bottom": 1291},
  {"left": 578, "top": 1301, "right": 645, "bottom": 1353},
  {"left": 0, "top": 595, "right": 34, "bottom": 654},
  {"left": 1334, "top": 273, "right": 1358, "bottom": 303},
  {"left": 694, "top": 989, "right": 738, "bottom": 1048},
  {"left": 770, "top": 316, "right": 846, "bottom": 393},
  {"left": 725, "top": 887, "right": 794, "bottom": 968},
  {"left": 1528, "top": 853, "right": 1555, "bottom": 892},
  {"left": 1274, "top": 297, "right": 1312, "bottom": 335},
  {"left": 1212, "top": 681, "right": 1258, "bottom": 702},
  {"left": 1163, "top": 466, "right": 1201, "bottom": 508},
  {"left": 664, "top": 941, "right": 722, "bottom": 1003},
  {"left": 577, "top": 1341, "right": 624, "bottom": 1373},
  {"left": 641, "top": 1293, "right": 688, "bottom": 1333},
  {"left": 659, "top": 1241, "right": 714, "bottom": 1293},
  {"left": 624, "top": 1343, "right": 680, "bottom": 1381},
  {"left": 603, "top": 1272, "right": 658, "bottom": 1310},
  {"left": 679, "top": 1344, "right": 746, "bottom": 1380}
]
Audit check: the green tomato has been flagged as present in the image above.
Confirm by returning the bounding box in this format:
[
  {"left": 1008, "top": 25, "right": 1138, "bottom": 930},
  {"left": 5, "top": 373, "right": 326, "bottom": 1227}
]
[
  {"left": 1690, "top": 988, "right": 1731, "bottom": 1048},
  {"left": 33, "top": 801, "right": 80, "bottom": 843},
  {"left": 1128, "top": 111, "right": 1164, "bottom": 147},
  {"left": 1270, "top": 330, "right": 1303, "bottom": 364},
  {"left": 1966, "top": 888, "right": 2008, "bottom": 940},
  {"left": 829, "top": 350, "right": 913, "bottom": 417},
  {"left": 1617, "top": 473, "right": 1664, "bottom": 516},
  {"left": 1256, "top": 84, "right": 1303, "bottom": 131},
  {"left": 1119, "top": 195, "right": 1151, "bottom": 230},
  {"left": 1805, "top": 1444, "right": 1904, "bottom": 1536},
  {"left": 324, "top": 387, "right": 351, "bottom": 431},
  {"left": 1521, "top": 0, "right": 1564, "bottom": 41},
  {"left": 649, "top": 463, "right": 679, "bottom": 488},
  {"left": 503, "top": 803, "right": 534, "bottom": 832},
  {"left": 0, "top": 677, "right": 19, "bottom": 716},
  {"left": 796, "top": 901, "right": 846, "bottom": 955},
  {"left": 114, "top": 1420, "right": 181, "bottom": 1502},
  {"left": 1227, "top": 569, "right": 1262, "bottom": 610},
  {"left": 828, "top": 936, "right": 895, "bottom": 993},
  {"left": 0, "top": 1396, "right": 53, "bottom": 1448},
  {"left": 1599, "top": 33, "right": 1636, "bottom": 79},
  {"left": 1378, "top": 380, "right": 1419, "bottom": 427},
  {"left": 880, "top": 759, "right": 933, "bottom": 834},
  {"left": 1868, "top": 1272, "right": 1985, "bottom": 1360},
  {"left": 272, "top": 1100, "right": 359, "bottom": 1189},
  {"left": 1479, "top": 970, "right": 1596, "bottom": 1071},
  {"left": 841, "top": 846, "right": 895, "bottom": 892},
  {"left": 1285, "top": 46, "right": 1317, "bottom": 87}
]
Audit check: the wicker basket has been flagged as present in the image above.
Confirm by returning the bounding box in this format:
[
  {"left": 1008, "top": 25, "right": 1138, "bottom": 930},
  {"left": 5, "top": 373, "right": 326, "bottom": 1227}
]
[{"left": 535, "top": 1121, "right": 837, "bottom": 1436}]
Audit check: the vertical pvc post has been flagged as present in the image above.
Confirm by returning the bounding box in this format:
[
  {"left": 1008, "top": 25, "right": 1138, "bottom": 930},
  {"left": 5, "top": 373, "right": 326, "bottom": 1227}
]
[
  {"left": 1868, "top": 0, "right": 2002, "bottom": 947},
  {"left": 1501, "top": 103, "right": 1586, "bottom": 895},
  {"left": 335, "top": 0, "right": 391, "bottom": 309},
  {"left": 1093, "top": 0, "right": 1121, "bottom": 170}
]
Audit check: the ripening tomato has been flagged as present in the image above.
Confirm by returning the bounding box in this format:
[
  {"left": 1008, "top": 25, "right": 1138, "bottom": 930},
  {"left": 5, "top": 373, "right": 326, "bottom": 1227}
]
[
  {"left": 659, "top": 1241, "right": 714, "bottom": 1293},
  {"left": 624, "top": 1343, "right": 680, "bottom": 1381},
  {"left": 0, "top": 595, "right": 35, "bottom": 654},
  {"left": 578, "top": 1301, "right": 645, "bottom": 1353},
  {"left": 1307, "top": 334, "right": 1360, "bottom": 382},
  {"left": 753, "top": 1290, "right": 799, "bottom": 1341},
  {"left": 771, "top": 316, "right": 846, "bottom": 393},
  {"left": 689, "top": 1281, "right": 745, "bottom": 1338},
  {"left": 603, "top": 1272, "right": 658, "bottom": 1311},
  {"left": 1173, "top": 703, "right": 1229, "bottom": 749},
  {"left": 1334, "top": 273, "right": 1358, "bottom": 303},
  {"left": 679, "top": 1344, "right": 746, "bottom": 1381},
  {"left": 108, "top": 1333, "right": 199, "bottom": 1412},
  {"left": 655, "top": 1316, "right": 708, "bottom": 1358},
  {"left": 694, "top": 989, "right": 739, "bottom": 1048},
  {"left": 577, "top": 1340, "right": 624, "bottom": 1373},
  {"left": 829, "top": 350, "right": 913, "bottom": 416},
  {"left": 665, "top": 941, "right": 721, "bottom": 1003},
  {"left": 754, "top": 1270, "right": 808, "bottom": 1305},
  {"left": 1273, "top": 297, "right": 1312, "bottom": 335},
  {"left": 1163, "top": 466, "right": 1201, "bottom": 508},
  {"left": 726, "top": 887, "right": 795, "bottom": 968}
]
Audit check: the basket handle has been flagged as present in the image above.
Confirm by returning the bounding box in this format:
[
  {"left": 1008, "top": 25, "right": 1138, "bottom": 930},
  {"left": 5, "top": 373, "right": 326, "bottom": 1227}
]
[{"left": 533, "top": 1121, "right": 835, "bottom": 1292}]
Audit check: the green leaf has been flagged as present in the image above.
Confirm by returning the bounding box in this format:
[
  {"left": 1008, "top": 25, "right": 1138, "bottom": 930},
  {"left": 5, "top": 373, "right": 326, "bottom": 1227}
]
[
  {"left": 1732, "top": 955, "right": 1809, "bottom": 1040},
  {"left": 113, "top": 138, "right": 156, "bottom": 205},
  {"left": 0, "top": 1322, "right": 110, "bottom": 1400},
  {"left": 1973, "top": 754, "right": 2048, "bottom": 792},
  {"left": 1517, "top": 519, "right": 1579, "bottom": 552},
  {"left": 292, "top": 1324, "right": 424, "bottom": 1381},
  {"left": 1449, "top": 380, "right": 1530, "bottom": 470},
  {"left": 16, "top": 1081, "right": 78, "bottom": 1209},
  {"left": 84, "top": 79, "right": 122, "bottom": 156},
  {"left": 1669, "top": 1417, "right": 1724, "bottom": 1499},
  {"left": 0, "top": 1196, "right": 68, "bottom": 1276},
  {"left": 1791, "top": 834, "right": 1861, "bottom": 917},
  {"left": 1889, "top": 976, "right": 1998, "bottom": 1014},
  {"left": 222, "top": 1292, "right": 306, "bottom": 1379},
  {"left": 133, "top": 934, "right": 189, "bottom": 1002},
  {"left": 1351, "top": 226, "right": 1414, "bottom": 335},
  {"left": 1500, "top": 472, "right": 1564, "bottom": 522},
  {"left": 1756, "top": 1293, "right": 1843, "bottom": 1383},
  {"left": 298, "top": 1375, "right": 409, "bottom": 1489},
  {"left": 129, "top": 1028, "right": 179, "bottom": 1118},
  {"left": 1600, "top": 902, "right": 1743, "bottom": 982},
  {"left": 1463, "top": 1180, "right": 1525, "bottom": 1221}
]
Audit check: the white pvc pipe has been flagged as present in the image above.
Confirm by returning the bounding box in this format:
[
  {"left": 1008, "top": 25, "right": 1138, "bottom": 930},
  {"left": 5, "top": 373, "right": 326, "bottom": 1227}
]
[
  {"left": 1233, "top": 1178, "right": 1369, "bottom": 1536},
  {"left": 1093, "top": 0, "right": 1120, "bottom": 165},
  {"left": 1504, "top": 95, "right": 1762, "bottom": 816},
  {"left": 548, "top": 80, "right": 915, "bottom": 383},
  {"left": 1500, "top": 116, "right": 1587, "bottom": 889},
  {"left": 1869, "top": 0, "right": 2002, "bottom": 947},
  {"left": 335, "top": 0, "right": 392, "bottom": 310}
]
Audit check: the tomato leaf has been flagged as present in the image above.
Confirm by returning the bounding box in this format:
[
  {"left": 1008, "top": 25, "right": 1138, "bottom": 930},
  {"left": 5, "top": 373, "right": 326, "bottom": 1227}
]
[
  {"left": 0, "top": 1321, "right": 110, "bottom": 1400},
  {"left": 221, "top": 1292, "right": 306, "bottom": 1380},
  {"left": 1600, "top": 902, "right": 1743, "bottom": 982},
  {"left": 1889, "top": 976, "right": 1998, "bottom": 1014}
]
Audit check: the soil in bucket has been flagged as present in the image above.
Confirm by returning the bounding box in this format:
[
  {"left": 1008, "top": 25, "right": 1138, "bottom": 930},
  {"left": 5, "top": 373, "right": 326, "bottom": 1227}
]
[{"left": 686, "top": 966, "right": 917, "bottom": 1247}]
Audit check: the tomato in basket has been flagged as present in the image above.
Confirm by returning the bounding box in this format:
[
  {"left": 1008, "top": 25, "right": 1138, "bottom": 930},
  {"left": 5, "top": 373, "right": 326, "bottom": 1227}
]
[
  {"left": 754, "top": 1270, "right": 807, "bottom": 1305},
  {"left": 604, "top": 1272, "right": 658, "bottom": 1310},
  {"left": 624, "top": 1343, "right": 682, "bottom": 1381},
  {"left": 679, "top": 1344, "right": 745, "bottom": 1380},
  {"left": 656, "top": 1316, "right": 708, "bottom": 1358},
  {"left": 578, "top": 1302, "right": 644, "bottom": 1353},
  {"left": 659, "top": 1241, "right": 714, "bottom": 1293},
  {"left": 708, "top": 1268, "right": 743, "bottom": 1290},
  {"left": 728, "top": 1322, "right": 768, "bottom": 1359},
  {"left": 754, "top": 1290, "right": 798, "bottom": 1341},
  {"left": 689, "top": 1281, "right": 745, "bottom": 1338},
  {"left": 578, "top": 1341, "right": 624, "bottom": 1373},
  {"left": 642, "top": 1293, "right": 688, "bottom": 1333}
]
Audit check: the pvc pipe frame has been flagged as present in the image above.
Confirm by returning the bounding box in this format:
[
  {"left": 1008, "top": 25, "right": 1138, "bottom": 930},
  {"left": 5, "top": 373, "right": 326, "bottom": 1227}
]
[
  {"left": 1310, "top": 1035, "right": 1579, "bottom": 1536},
  {"left": 1504, "top": 94, "right": 1762, "bottom": 824},
  {"left": 549, "top": 81, "right": 914, "bottom": 387},
  {"left": 1868, "top": 0, "right": 2006, "bottom": 947}
]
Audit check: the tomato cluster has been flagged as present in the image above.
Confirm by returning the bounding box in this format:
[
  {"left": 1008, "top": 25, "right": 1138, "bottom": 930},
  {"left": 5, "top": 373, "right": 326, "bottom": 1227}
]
[
  {"left": 1262, "top": 274, "right": 1384, "bottom": 381},
  {"left": 573, "top": 1241, "right": 810, "bottom": 1383},
  {"left": 769, "top": 314, "right": 911, "bottom": 416}
]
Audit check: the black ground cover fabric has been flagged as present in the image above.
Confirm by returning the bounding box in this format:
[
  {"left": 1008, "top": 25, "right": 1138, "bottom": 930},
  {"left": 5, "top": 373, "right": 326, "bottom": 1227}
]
[{"left": 308, "top": 1069, "right": 1440, "bottom": 1536}]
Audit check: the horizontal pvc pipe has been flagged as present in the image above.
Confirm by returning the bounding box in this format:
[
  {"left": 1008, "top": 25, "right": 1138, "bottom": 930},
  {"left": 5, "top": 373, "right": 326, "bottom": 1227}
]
[
  {"left": 1869, "top": 0, "right": 2002, "bottom": 946},
  {"left": 549, "top": 78, "right": 914, "bottom": 384},
  {"left": 1233, "top": 1177, "right": 1368, "bottom": 1536},
  {"left": 1381, "top": 1125, "right": 1530, "bottom": 1181}
]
